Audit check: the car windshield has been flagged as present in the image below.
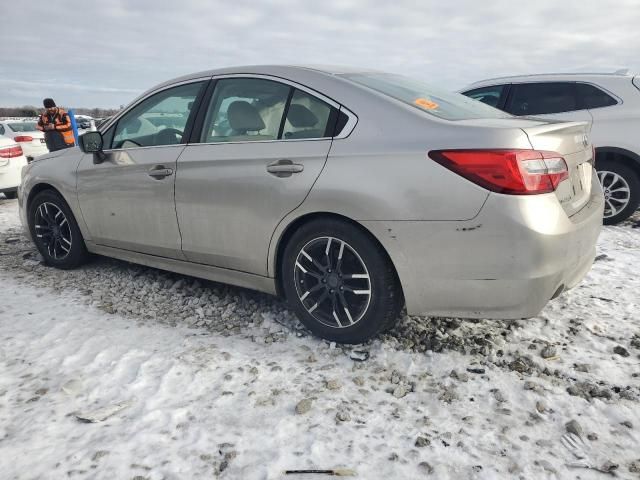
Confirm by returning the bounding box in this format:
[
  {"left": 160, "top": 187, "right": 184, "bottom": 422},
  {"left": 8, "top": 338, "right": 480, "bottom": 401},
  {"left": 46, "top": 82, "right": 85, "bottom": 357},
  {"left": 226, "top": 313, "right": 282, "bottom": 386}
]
[
  {"left": 341, "top": 72, "right": 511, "bottom": 121},
  {"left": 8, "top": 122, "right": 38, "bottom": 132}
]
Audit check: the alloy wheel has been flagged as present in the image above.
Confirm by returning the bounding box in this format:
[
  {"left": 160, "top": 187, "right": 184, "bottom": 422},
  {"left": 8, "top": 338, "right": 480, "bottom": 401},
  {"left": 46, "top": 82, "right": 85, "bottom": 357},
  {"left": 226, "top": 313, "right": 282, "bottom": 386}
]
[
  {"left": 598, "top": 170, "right": 631, "bottom": 219},
  {"left": 34, "top": 202, "right": 73, "bottom": 260},
  {"left": 294, "top": 236, "right": 372, "bottom": 329}
]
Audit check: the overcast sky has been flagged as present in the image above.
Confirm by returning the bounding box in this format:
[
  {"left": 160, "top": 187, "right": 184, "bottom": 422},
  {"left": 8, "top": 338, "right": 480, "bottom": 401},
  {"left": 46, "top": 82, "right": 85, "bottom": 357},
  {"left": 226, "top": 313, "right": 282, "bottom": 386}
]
[{"left": 2, "top": 0, "right": 639, "bottom": 108}]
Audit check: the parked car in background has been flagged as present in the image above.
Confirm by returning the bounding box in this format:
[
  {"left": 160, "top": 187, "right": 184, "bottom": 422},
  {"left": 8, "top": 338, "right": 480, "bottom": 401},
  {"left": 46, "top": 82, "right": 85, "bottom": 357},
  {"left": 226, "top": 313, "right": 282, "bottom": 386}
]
[
  {"left": 95, "top": 116, "right": 112, "bottom": 129},
  {"left": 0, "top": 135, "right": 27, "bottom": 199},
  {"left": 461, "top": 71, "right": 640, "bottom": 224},
  {"left": 73, "top": 115, "right": 93, "bottom": 130},
  {"left": 0, "top": 120, "right": 48, "bottom": 161},
  {"left": 77, "top": 118, "right": 91, "bottom": 129},
  {"left": 19, "top": 65, "right": 603, "bottom": 343}
]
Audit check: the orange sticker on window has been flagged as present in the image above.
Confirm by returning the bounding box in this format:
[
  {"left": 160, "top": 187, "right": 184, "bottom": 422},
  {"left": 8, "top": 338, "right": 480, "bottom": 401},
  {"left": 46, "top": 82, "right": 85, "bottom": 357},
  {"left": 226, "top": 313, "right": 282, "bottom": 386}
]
[{"left": 414, "top": 98, "right": 439, "bottom": 110}]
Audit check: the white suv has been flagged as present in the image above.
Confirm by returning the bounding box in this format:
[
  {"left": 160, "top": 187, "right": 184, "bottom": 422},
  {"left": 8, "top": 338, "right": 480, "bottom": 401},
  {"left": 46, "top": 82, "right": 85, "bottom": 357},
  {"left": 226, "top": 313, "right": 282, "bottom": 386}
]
[
  {"left": 461, "top": 71, "right": 640, "bottom": 224},
  {"left": 0, "top": 136, "right": 27, "bottom": 199}
]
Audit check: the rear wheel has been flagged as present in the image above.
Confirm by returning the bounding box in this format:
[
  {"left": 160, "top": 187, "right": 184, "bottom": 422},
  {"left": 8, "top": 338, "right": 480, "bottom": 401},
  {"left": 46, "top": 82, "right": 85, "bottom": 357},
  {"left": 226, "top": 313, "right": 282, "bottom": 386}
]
[
  {"left": 282, "top": 219, "right": 403, "bottom": 344},
  {"left": 28, "top": 190, "right": 88, "bottom": 269},
  {"left": 597, "top": 160, "right": 640, "bottom": 225}
]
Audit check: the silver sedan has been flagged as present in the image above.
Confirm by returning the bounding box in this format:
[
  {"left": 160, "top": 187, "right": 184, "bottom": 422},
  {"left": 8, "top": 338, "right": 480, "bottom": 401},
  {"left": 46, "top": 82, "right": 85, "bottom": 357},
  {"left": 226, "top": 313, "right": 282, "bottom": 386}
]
[{"left": 18, "top": 65, "right": 604, "bottom": 343}]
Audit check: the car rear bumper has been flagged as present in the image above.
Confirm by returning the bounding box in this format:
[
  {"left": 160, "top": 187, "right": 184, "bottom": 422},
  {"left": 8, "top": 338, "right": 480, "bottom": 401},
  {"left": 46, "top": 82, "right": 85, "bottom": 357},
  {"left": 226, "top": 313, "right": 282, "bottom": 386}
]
[
  {"left": 0, "top": 156, "right": 27, "bottom": 192},
  {"left": 362, "top": 175, "right": 604, "bottom": 319}
]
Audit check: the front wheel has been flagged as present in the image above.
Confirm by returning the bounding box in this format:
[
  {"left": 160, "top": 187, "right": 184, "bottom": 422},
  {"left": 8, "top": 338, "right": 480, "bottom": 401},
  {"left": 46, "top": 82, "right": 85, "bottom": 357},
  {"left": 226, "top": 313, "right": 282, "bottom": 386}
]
[
  {"left": 597, "top": 161, "right": 640, "bottom": 225},
  {"left": 282, "top": 219, "right": 403, "bottom": 344},
  {"left": 28, "top": 190, "right": 89, "bottom": 269}
]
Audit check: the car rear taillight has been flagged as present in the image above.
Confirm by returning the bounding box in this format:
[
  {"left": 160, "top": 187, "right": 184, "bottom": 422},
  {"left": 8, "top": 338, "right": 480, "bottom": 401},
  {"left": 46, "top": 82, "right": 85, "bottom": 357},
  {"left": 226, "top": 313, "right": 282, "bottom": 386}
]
[
  {"left": 14, "top": 136, "right": 33, "bottom": 143},
  {"left": 428, "top": 149, "right": 569, "bottom": 195},
  {"left": 0, "top": 145, "right": 23, "bottom": 158}
]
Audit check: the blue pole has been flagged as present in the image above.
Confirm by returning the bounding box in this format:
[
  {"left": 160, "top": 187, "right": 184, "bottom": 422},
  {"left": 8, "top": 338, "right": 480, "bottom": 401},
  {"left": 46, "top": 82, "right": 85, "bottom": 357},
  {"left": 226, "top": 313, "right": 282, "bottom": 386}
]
[{"left": 68, "top": 108, "right": 79, "bottom": 146}]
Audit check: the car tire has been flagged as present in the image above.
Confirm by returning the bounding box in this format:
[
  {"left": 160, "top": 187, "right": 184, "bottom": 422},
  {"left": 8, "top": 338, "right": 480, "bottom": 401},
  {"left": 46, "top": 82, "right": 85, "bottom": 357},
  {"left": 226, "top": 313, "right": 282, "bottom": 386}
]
[
  {"left": 282, "top": 218, "right": 403, "bottom": 344},
  {"left": 597, "top": 160, "right": 640, "bottom": 225},
  {"left": 3, "top": 191, "right": 17, "bottom": 199},
  {"left": 28, "top": 190, "right": 89, "bottom": 269}
]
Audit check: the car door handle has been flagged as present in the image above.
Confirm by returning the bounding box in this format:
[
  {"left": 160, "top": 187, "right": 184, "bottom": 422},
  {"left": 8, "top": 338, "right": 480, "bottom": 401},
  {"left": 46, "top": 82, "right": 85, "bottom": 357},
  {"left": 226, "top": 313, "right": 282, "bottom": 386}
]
[
  {"left": 148, "top": 166, "right": 174, "bottom": 179},
  {"left": 266, "top": 160, "right": 304, "bottom": 177}
]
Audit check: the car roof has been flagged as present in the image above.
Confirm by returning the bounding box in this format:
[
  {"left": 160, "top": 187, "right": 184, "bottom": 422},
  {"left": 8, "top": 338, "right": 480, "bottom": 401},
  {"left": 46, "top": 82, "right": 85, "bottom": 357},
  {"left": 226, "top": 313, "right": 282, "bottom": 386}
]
[
  {"left": 463, "top": 70, "right": 636, "bottom": 90},
  {"left": 150, "top": 64, "right": 380, "bottom": 92}
]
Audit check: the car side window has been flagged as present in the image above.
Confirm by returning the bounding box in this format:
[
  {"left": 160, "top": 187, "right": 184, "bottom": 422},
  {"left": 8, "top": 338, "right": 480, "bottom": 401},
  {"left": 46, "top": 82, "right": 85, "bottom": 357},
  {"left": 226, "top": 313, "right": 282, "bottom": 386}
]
[
  {"left": 112, "top": 82, "right": 203, "bottom": 149},
  {"left": 282, "top": 89, "right": 333, "bottom": 139},
  {"left": 506, "top": 82, "right": 578, "bottom": 116},
  {"left": 0, "top": 125, "right": 4, "bottom": 135},
  {"left": 200, "top": 78, "right": 290, "bottom": 143},
  {"left": 462, "top": 85, "right": 507, "bottom": 108},
  {"left": 576, "top": 83, "right": 618, "bottom": 109}
]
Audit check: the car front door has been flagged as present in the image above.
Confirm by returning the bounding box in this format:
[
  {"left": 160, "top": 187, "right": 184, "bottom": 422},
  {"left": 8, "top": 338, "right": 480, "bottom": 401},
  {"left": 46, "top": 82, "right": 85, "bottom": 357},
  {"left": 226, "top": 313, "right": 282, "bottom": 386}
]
[
  {"left": 77, "top": 80, "right": 206, "bottom": 258},
  {"left": 176, "top": 76, "right": 340, "bottom": 276},
  {"left": 504, "top": 82, "right": 594, "bottom": 125}
]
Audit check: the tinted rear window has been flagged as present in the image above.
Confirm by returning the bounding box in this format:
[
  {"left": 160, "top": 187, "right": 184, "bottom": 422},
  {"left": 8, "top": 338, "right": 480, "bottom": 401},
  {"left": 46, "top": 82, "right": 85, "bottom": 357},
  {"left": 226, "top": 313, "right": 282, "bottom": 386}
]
[
  {"left": 8, "top": 122, "right": 37, "bottom": 132},
  {"left": 576, "top": 83, "right": 618, "bottom": 109},
  {"left": 341, "top": 73, "right": 510, "bottom": 120},
  {"left": 463, "top": 85, "right": 507, "bottom": 108},
  {"left": 507, "top": 82, "right": 577, "bottom": 116}
]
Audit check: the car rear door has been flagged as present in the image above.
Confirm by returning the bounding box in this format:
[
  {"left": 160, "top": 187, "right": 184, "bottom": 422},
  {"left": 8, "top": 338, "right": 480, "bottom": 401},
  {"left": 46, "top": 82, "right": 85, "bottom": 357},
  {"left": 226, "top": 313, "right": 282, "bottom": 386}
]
[
  {"left": 504, "top": 82, "right": 593, "bottom": 126},
  {"left": 175, "top": 76, "right": 341, "bottom": 276},
  {"left": 76, "top": 80, "right": 206, "bottom": 258}
]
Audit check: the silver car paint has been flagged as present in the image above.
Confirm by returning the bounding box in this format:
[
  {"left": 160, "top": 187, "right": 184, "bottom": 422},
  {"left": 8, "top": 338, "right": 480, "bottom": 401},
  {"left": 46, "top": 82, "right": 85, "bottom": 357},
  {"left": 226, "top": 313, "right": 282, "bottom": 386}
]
[
  {"left": 19, "top": 65, "right": 603, "bottom": 319},
  {"left": 76, "top": 145, "right": 187, "bottom": 259},
  {"left": 177, "top": 138, "right": 333, "bottom": 275}
]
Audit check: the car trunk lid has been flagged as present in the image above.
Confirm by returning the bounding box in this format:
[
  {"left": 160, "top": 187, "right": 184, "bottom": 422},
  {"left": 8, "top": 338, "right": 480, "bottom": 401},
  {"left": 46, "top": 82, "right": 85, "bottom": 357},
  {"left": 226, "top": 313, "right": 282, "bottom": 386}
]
[{"left": 520, "top": 121, "right": 593, "bottom": 217}]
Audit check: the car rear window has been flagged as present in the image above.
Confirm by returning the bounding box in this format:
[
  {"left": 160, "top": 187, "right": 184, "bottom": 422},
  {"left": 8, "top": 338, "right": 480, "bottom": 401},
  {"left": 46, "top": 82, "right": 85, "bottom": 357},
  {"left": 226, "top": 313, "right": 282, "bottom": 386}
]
[
  {"left": 8, "top": 122, "right": 37, "bottom": 132},
  {"left": 340, "top": 72, "right": 511, "bottom": 120},
  {"left": 575, "top": 83, "right": 618, "bottom": 109},
  {"left": 507, "top": 82, "right": 577, "bottom": 116}
]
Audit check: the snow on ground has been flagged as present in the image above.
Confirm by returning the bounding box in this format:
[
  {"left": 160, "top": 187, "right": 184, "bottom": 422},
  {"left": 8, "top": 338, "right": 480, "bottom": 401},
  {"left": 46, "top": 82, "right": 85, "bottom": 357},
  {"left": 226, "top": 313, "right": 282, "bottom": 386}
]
[{"left": 0, "top": 196, "right": 639, "bottom": 480}]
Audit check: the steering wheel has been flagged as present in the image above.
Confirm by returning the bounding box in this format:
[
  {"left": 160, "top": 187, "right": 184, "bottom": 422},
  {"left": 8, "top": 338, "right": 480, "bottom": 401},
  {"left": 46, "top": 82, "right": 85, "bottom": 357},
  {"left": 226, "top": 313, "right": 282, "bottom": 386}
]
[{"left": 155, "top": 128, "right": 183, "bottom": 145}]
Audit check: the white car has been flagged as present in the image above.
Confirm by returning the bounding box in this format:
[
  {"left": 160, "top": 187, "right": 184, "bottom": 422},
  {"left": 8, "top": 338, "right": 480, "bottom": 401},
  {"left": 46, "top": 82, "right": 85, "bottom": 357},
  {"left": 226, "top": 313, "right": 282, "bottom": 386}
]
[
  {"left": 461, "top": 71, "right": 640, "bottom": 224},
  {"left": 0, "top": 120, "right": 48, "bottom": 161},
  {"left": 0, "top": 135, "right": 27, "bottom": 199}
]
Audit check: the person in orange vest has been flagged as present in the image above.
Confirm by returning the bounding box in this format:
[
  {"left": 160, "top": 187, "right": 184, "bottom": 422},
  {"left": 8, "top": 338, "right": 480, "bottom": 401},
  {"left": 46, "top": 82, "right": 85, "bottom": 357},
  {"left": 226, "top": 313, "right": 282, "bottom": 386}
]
[{"left": 37, "top": 98, "right": 75, "bottom": 152}]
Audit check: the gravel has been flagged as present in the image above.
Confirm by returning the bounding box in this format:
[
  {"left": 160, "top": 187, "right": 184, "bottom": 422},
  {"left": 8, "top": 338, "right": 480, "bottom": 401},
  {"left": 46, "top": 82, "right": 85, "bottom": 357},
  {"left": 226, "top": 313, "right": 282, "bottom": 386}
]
[
  {"left": 565, "top": 419, "right": 584, "bottom": 438},
  {"left": 295, "top": 398, "right": 313, "bottom": 415},
  {"left": 335, "top": 409, "right": 351, "bottom": 422},
  {"left": 613, "top": 345, "right": 630, "bottom": 357},
  {"left": 540, "top": 344, "right": 557, "bottom": 359},
  {"left": 2, "top": 198, "right": 640, "bottom": 479},
  {"left": 1, "top": 221, "right": 638, "bottom": 407}
]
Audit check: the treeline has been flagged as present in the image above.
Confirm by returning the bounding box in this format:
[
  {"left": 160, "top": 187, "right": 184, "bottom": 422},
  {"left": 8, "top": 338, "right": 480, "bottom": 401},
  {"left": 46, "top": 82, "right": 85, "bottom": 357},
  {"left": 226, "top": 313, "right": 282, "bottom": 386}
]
[{"left": 0, "top": 106, "right": 120, "bottom": 118}]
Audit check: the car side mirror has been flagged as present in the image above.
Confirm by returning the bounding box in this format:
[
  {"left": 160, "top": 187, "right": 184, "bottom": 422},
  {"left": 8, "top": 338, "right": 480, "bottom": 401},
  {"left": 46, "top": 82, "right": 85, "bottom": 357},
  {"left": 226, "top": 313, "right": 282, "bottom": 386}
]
[{"left": 79, "top": 131, "right": 106, "bottom": 164}]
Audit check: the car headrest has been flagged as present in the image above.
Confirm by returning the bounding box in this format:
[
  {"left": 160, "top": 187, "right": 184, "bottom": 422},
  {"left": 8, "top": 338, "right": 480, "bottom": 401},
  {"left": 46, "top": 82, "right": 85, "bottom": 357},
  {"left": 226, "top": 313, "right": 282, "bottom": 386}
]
[
  {"left": 227, "top": 101, "right": 265, "bottom": 132},
  {"left": 287, "top": 104, "right": 318, "bottom": 128}
]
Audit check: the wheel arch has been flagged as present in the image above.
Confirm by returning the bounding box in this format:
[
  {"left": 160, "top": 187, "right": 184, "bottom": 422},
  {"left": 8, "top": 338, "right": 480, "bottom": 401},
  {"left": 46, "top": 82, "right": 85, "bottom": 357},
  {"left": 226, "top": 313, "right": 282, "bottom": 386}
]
[
  {"left": 26, "top": 183, "right": 67, "bottom": 210},
  {"left": 271, "top": 211, "right": 404, "bottom": 300},
  {"left": 23, "top": 182, "right": 91, "bottom": 241},
  {"left": 595, "top": 146, "right": 640, "bottom": 176}
]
